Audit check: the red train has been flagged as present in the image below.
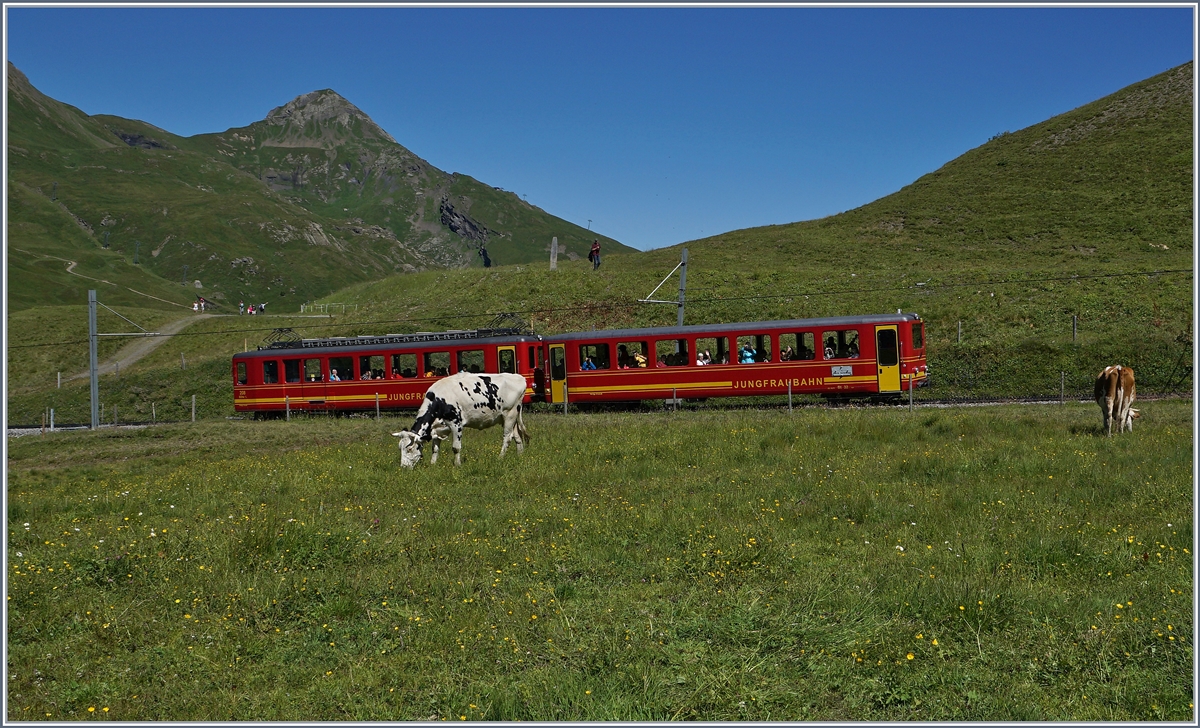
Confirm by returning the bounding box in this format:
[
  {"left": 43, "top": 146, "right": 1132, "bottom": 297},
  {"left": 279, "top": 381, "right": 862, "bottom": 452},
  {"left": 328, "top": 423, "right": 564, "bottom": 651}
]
[{"left": 231, "top": 313, "right": 927, "bottom": 416}]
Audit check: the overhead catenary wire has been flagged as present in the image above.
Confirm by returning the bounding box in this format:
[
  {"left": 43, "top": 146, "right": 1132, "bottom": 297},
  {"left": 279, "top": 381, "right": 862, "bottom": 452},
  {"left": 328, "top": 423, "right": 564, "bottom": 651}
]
[{"left": 9, "top": 267, "right": 1192, "bottom": 349}]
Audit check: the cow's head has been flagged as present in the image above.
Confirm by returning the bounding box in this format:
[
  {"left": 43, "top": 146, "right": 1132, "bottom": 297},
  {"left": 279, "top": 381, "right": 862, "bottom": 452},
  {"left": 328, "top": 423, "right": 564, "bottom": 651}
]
[
  {"left": 392, "top": 430, "right": 423, "bottom": 468},
  {"left": 1129, "top": 408, "right": 1141, "bottom": 421}
]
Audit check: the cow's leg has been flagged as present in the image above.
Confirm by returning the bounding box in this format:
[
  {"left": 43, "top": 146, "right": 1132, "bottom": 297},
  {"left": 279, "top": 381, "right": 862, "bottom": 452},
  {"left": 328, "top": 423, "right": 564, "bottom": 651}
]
[
  {"left": 499, "top": 410, "right": 516, "bottom": 458},
  {"left": 430, "top": 437, "right": 439, "bottom": 464},
  {"left": 452, "top": 425, "right": 464, "bottom": 466},
  {"left": 1104, "top": 397, "right": 1115, "bottom": 436}
]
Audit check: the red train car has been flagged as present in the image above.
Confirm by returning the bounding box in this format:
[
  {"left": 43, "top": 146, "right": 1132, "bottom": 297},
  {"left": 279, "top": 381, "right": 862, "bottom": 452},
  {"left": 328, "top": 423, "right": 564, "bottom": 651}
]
[
  {"left": 539, "top": 313, "right": 927, "bottom": 405},
  {"left": 231, "top": 328, "right": 545, "bottom": 417}
]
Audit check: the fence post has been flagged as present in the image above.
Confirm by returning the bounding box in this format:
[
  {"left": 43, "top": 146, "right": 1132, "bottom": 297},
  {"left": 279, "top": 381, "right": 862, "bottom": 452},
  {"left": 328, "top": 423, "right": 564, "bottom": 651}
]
[
  {"left": 1060, "top": 372, "right": 1065, "bottom": 404},
  {"left": 50, "top": 409, "right": 54, "bottom": 432},
  {"left": 909, "top": 378, "right": 914, "bottom": 412},
  {"left": 286, "top": 396, "right": 290, "bottom": 421},
  {"left": 788, "top": 381, "right": 793, "bottom": 413},
  {"left": 191, "top": 395, "right": 196, "bottom": 422},
  {"left": 957, "top": 321, "right": 962, "bottom": 344},
  {"left": 1072, "top": 315, "right": 1077, "bottom": 343},
  {"left": 181, "top": 352, "right": 186, "bottom": 370},
  {"left": 152, "top": 403, "right": 156, "bottom": 424},
  {"left": 114, "top": 405, "right": 118, "bottom": 425},
  {"left": 375, "top": 392, "right": 380, "bottom": 420},
  {"left": 41, "top": 411, "right": 46, "bottom": 436},
  {"left": 563, "top": 383, "right": 568, "bottom": 415},
  {"left": 116, "top": 361, "right": 119, "bottom": 378},
  {"left": 57, "top": 372, "right": 61, "bottom": 389}
]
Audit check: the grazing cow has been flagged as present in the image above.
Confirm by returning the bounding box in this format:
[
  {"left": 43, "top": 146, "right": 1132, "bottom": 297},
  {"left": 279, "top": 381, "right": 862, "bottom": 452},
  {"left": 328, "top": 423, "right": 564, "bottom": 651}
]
[
  {"left": 392, "top": 371, "right": 529, "bottom": 467},
  {"left": 1094, "top": 365, "right": 1139, "bottom": 436}
]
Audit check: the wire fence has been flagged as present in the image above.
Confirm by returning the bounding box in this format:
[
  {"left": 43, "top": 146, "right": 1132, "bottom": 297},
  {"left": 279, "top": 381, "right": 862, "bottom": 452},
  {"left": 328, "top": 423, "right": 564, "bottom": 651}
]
[{"left": 300, "top": 302, "right": 359, "bottom": 314}]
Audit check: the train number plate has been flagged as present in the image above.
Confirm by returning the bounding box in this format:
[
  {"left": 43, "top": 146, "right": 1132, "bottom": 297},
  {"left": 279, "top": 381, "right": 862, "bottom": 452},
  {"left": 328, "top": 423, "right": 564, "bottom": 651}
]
[{"left": 831, "top": 365, "right": 853, "bottom": 377}]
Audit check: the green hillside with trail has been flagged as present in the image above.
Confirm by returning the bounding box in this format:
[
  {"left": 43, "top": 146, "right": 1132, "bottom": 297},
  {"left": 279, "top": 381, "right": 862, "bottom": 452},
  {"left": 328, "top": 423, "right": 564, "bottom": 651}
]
[
  {"left": 6, "top": 63, "right": 630, "bottom": 314},
  {"left": 7, "top": 62, "right": 1192, "bottom": 424}
]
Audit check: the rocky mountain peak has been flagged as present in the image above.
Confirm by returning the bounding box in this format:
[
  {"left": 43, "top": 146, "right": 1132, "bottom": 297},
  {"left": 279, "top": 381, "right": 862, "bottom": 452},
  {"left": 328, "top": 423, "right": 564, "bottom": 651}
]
[{"left": 263, "top": 89, "right": 396, "bottom": 144}]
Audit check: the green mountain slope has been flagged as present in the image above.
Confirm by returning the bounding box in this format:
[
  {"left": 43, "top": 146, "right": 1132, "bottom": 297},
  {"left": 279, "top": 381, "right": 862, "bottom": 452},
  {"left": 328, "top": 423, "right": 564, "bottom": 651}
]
[
  {"left": 6, "top": 64, "right": 630, "bottom": 313},
  {"left": 291, "top": 62, "right": 1191, "bottom": 403},
  {"left": 179, "top": 89, "right": 626, "bottom": 269}
]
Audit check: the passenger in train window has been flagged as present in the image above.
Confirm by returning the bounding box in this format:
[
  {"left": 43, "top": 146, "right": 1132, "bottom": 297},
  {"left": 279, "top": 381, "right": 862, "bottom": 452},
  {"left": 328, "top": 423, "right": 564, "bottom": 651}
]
[
  {"left": 739, "top": 344, "right": 757, "bottom": 364},
  {"left": 581, "top": 357, "right": 597, "bottom": 371},
  {"left": 781, "top": 346, "right": 795, "bottom": 361},
  {"left": 798, "top": 333, "right": 816, "bottom": 360},
  {"left": 848, "top": 340, "right": 860, "bottom": 358},
  {"left": 330, "top": 369, "right": 341, "bottom": 382}
]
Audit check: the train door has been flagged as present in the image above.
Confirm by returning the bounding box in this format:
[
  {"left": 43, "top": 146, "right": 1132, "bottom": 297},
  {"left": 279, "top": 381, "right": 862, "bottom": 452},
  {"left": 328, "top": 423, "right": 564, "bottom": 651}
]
[
  {"left": 548, "top": 343, "right": 567, "bottom": 404},
  {"left": 497, "top": 346, "right": 517, "bottom": 374},
  {"left": 874, "top": 325, "right": 900, "bottom": 393}
]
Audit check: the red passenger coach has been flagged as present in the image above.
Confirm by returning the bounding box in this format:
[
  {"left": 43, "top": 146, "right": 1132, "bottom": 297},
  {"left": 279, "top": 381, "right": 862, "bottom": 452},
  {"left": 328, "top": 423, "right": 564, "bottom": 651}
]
[
  {"left": 540, "top": 313, "right": 927, "bottom": 405},
  {"left": 232, "top": 328, "right": 545, "bottom": 416}
]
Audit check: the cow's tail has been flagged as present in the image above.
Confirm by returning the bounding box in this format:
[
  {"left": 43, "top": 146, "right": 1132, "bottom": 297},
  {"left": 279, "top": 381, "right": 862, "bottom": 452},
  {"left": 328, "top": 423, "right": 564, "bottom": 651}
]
[{"left": 516, "top": 404, "right": 530, "bottom": 445}]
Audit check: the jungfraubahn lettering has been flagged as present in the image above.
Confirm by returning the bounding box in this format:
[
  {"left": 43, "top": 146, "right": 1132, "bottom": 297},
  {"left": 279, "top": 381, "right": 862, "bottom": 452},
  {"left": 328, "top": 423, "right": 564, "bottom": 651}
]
[{"left": 732, "top": 377, "right": 819, "bottom": 390}]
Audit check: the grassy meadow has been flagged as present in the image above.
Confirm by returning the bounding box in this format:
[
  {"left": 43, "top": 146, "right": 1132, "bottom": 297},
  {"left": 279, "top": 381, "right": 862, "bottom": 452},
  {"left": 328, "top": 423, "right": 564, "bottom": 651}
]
[{"left": 6, "top": 400, "right": 1192, "bottom": 720}]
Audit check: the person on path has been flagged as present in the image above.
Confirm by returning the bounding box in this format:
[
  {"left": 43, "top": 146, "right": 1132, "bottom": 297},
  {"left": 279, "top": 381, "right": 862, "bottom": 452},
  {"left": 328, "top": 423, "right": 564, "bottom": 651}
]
[{"left": 590, "top": 240, "right": 601, "bottom": 270}]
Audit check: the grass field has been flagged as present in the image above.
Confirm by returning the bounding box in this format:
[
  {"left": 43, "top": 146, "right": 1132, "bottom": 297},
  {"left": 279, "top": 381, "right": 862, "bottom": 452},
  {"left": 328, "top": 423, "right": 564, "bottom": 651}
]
[{"left": 6, "top": 400, "right": 1192, "bottom": 720}]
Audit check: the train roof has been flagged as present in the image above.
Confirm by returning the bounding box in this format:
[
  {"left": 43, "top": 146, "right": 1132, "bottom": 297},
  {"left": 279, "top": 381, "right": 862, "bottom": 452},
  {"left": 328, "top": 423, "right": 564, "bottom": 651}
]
[{"left": 541, "top": 312, "right": 922, "bottom": 342}]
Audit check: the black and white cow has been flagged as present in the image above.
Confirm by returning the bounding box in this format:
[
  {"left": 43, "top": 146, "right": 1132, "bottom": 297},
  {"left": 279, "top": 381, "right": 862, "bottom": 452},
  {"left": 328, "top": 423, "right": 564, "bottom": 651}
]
[{"left": 392, "top": 372, "right": 529, "bottom": 467}]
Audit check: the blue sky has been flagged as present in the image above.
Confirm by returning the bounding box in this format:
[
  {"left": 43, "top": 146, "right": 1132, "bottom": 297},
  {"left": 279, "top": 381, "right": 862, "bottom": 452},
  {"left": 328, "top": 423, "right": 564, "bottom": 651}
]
[{"left": 5, "top": 5, "right": 1194, "bottom": 250}]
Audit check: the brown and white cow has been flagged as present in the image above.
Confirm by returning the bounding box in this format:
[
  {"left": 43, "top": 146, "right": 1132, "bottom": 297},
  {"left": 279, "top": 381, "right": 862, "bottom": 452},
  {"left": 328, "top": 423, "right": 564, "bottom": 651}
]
[
  {"left": 1094, "top": 365, "right": 1138, "bottom": 436},
  {"left": 392, "top": 371, "right": 529, "bottom": 467}
]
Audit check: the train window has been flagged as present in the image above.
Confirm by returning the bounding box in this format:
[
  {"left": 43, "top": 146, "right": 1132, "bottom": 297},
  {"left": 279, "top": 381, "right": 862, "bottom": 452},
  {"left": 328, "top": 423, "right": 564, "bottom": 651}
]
[
  {"left": 424, "top": 351, "right": 450, "bottom": 377},
  {"left": 499, "top": 349, "right": 517, "bottom": 374},
  {"left": 236, "top": 362, "right": 247, "bottom": 385},
  {"left": 550, "top": 347, "right": 566, "bottom": 380},
  {"left": 579, "top": 344, "right": 610, "bottom": 370},
  {"left": 314, "top": 358, "right": 337, "bottom": 381},
  {"left": 911, "top": 322, "right": 924, "bottom": 350},
  {"left": 736, "top": 335, "right": 770, "bottom": 363},
  {"left": 284, "top": 359, "right": 302, "bottom": 384},
  {"left": 528, "top": 346, "right": 544, "bottom": 371},
  {"left": 821, "top": 330, "right": 861, "bottom": 359},
  {"left": 359, "top": 355, "right": 385, "bottom": 380},
  {"left": 655, "top": 339, "right": 689, "bottom": 366},
  {"left": 262, "top": 360, "right": 279, "bottom": 384},
  {"left": 877, "top": 328, "right": 899, "bottom": 367},
  {"left": 457, "top": 349, "right": 485, "bottom": 374},
  {"left": 391, "top": 353, "right": 417, "bottom": 378},
  {"left": 779, "top": 332, "right": 816, "bottom": 361},
  {"left": 695, "top": 336, "right": 730, "bottom": 365},
  {"left": 616, "top": 342, "right": 648, "bottom": 368}
]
